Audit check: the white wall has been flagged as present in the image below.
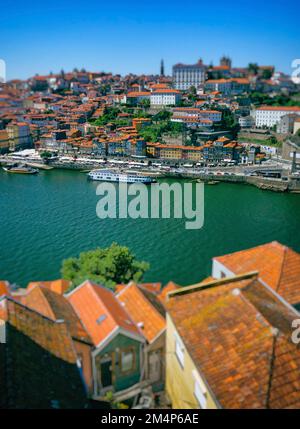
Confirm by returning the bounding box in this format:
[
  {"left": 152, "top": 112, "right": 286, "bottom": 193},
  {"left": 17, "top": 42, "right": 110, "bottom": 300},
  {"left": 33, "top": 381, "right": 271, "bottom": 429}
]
[{"left": 212, "top": 259, "right": 234, "bottom": 279}]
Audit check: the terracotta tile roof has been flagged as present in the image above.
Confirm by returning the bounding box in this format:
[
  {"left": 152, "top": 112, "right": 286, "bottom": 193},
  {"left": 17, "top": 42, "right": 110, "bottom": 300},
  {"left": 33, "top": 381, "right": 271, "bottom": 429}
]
[
  {"left": 214, "top": 241, "right": 300, "bottom": 305},
  {"left": 127, "top": 91, "right": 150, "bottom": 97},
  {"left": 256, "top": 106, "right": 300, "bottom": 111},
  {"left": 0, "top": 298, "right": 87, "bottom": 409},
  {"left": 21, "top": 286, "right": 91, "bottom": 344},
  {"left": 0, "top": 281, "right": 10, "bottom": 297},
  {"left": 117, "top": 282, "right": 165, "bottom": 343},
  {"left": 138, "top": 282, "right": 162, "bottom": 294},
  {"left": 157, "top": 281, "right": 180, "bottom": 304},
  {"left": 115, "top": 282, "right": 162, "bottom": 295},
  {"left": 66, "top": 280, "right": 143, "bottom": 346},
  {"left": 27, "top": 279, "right": 71, "bottom": 295},
  {"left": 167, "top": 273, "right": 300, "bottom": 409},
  {"left": 1, "top": 298, "right": 78, "bottom": 363},
  {"left": 152, "top": 89, "right": 181, "bottom": 94}
]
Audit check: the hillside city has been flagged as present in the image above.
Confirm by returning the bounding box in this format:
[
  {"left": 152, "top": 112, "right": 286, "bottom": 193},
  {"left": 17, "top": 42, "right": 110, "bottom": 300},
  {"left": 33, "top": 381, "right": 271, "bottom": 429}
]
[
  {"left": 0, "top": 57, "right": 300, "bottom": 191},
  {"left": 1, "top": 57, "right": 300, "bottom": 410}
]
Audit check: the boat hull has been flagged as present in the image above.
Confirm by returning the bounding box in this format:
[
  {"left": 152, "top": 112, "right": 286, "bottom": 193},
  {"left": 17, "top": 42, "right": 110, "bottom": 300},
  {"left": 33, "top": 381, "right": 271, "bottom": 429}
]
[
  {"left": 87, "top": 170, "right": 156, "bottom": 184},
  {"left": 2, "top": 167, "right": 39, "bottom": 174},
  {"left": 88, "top": 176, "right": 156, "bottom": 184}
]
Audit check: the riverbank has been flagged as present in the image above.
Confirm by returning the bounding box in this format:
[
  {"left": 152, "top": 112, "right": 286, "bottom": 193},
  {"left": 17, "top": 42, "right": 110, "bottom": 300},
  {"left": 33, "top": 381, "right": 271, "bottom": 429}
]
[{"left": 1, "top": 152, "right": 299, "bottom": 193}]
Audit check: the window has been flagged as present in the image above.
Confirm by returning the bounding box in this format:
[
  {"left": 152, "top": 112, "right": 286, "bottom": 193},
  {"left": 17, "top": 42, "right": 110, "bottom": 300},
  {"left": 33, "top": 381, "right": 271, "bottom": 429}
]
[
  {"left": 174, "top": 332, "right": 185, "bottom": 367},
  {"left": 120, "top": 348, "right": 135, "bottom": 373},
  {"left": 193, "top": 371, "right": 207, "bottom": 409}
]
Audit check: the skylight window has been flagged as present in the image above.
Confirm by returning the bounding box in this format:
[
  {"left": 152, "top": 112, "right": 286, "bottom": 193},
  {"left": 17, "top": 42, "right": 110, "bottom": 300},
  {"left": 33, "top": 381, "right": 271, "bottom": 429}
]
[{"left": 96, "top": 314, "right": 107, "bottom": 325}]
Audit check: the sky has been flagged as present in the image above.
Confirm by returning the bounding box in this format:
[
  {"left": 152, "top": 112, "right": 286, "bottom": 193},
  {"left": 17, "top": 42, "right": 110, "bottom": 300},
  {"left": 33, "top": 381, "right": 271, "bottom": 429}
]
[{"left": 1, "top": 0, "right": 300, "bottom": 80}]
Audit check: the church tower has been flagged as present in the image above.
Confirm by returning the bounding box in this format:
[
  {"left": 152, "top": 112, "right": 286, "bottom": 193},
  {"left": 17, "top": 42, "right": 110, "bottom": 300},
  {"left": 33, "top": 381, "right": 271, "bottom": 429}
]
[{"left": 160, "top": 59, "right": 165, "bottom": 77}]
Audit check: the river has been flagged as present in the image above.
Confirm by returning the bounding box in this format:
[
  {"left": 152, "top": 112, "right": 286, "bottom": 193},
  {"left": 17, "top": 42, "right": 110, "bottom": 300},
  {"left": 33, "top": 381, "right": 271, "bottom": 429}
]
[{"left": 1, "top": 168, "right": 300, "bottom": 287}]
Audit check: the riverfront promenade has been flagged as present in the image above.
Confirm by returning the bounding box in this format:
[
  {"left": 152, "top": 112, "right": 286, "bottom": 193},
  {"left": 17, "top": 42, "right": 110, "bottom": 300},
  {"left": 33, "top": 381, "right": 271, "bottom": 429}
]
[{"left": 1, "top": 153, "right": 300, "bottom": 192}]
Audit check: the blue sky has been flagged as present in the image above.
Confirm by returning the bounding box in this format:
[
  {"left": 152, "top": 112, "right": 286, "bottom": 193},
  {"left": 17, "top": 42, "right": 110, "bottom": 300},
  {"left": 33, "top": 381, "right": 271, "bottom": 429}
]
[{"left": 1, "top": 0, "right": 299, "bottom": 80}]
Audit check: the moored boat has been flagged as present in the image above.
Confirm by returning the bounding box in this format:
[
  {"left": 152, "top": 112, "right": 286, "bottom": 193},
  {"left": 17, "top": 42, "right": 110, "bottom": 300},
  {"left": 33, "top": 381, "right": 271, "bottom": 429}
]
[
  {"left": 87, "top": 169, "right": 156, "bottom": 184},
  {"left": 2, "top": 164, "right": 39, "bottom": 174}
]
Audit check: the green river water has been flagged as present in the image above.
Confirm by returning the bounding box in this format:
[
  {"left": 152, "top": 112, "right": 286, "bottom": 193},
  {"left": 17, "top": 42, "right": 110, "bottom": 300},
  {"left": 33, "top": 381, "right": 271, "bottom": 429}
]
[{"left": 1, "top": 168, "right": 300, "bottom": 287}]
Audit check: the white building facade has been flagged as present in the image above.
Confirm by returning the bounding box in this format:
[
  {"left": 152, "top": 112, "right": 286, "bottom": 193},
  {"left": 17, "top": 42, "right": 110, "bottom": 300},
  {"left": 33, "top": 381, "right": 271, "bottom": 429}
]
[
  {"left": 150, "top": 90, "right": 181, "bottom": 107},
  {"left": 172, "top": 59, "right": 206, "bottom": 91},
  {"left": 255, "top": 106, "right": 300, "bottom": 128}
]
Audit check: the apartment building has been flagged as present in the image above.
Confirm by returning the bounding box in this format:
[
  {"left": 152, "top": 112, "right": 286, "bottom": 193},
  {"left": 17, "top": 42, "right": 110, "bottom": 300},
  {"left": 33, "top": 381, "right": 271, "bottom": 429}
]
[
  {"left": 276, "top": 114, "right": 299, "bottom": 134},
  {"left": 150, "top": 89, "right": 181, "bottom": 107},
  {"left": 255, "top": 106, "right": 300, "bottom": 128},
  {"left": 146, "top": 142, "right": 202, "bottom": 161},
  {"left": 0, "top": 130, "right": 9, "bottom": 153},
  {"left": 205, "top": 78, "right": 250, "bottom": 95},
  {"left": 125, "top": 91, "right": 151, "bottom": 106},
  {"left": 6, "top": 122, "right": 32, "bottom": 151},
  {"left": 172, "top": 59, "right": 206, "bottom": 90},
  {"left": 172, "top": 107, "right": 222, "bottom": 122}
]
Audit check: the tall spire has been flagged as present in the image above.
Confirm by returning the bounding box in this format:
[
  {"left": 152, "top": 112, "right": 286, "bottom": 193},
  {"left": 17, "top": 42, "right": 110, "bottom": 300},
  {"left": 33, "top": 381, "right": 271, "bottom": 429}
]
[{"left": 160, "top": 59, "right": 165, "bottom": 77}]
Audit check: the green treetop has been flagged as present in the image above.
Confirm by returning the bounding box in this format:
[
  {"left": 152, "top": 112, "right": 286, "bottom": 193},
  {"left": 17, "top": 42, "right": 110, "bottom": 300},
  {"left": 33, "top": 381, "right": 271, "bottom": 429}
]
[{"left": 61, "top": 243, "right": 149, "bottom": 291}]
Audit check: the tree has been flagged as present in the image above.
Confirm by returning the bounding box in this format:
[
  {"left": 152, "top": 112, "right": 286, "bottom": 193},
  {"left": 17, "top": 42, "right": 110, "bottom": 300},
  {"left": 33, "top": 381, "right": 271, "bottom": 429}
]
[
  {"left": 262, "top": 69, "right": 272, "bottom": 80},
  {"left": 187, "top": 86, "right": 197, "bottom": 102},
  {"left": 139, "top": 98, "right": 150, "bottom": 109},
  {"left": 61, "top": 243, "right": 149, "bottom": 290},
  {"left": 40, "top": 151, "right": 53, "bottom": 159},
  {"left": 248, "top": 63, "right": 258, "bottom": 75},
  {"left": 153, "top": 110, "right": 171, "bottom": 122},
  {"left": 217, "top": 108, "right": 240, "bottom": 136}
]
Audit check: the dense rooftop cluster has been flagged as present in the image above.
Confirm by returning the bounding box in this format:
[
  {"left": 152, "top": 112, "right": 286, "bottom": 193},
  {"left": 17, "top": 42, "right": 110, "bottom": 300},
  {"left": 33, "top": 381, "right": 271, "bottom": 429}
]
[
  {"left": 1, "top": 241, "right": 300, "bottom": 409},
  {"left": 0, "top": 58, "right": 299, "bottom": 165}
]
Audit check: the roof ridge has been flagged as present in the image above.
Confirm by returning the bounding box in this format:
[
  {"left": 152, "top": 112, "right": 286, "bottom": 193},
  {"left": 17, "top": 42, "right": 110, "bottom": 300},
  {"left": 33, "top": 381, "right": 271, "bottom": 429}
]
[
  {"left": 133, "top": 283, "right": 165, "bottom": 323},
  {"left": 26, "top": 285, "right": 57, "bottom": 320},
  {"left": 90, "top": 282, "right": 140, "bottom": 335},
  {"left": 5, "top": 296, "right": 66, "bottom": 325},
  {"left": 167, "top": 271, "right": 259, "bottom": 299},
  {"left": 275, "top": 245, "right": 288, "bottom": 294},
  {"left": 214, "top": 241, "right": 283, "bottom": 261},
  {"left": 117, "top": 283, "right": 166, "bottom": 338}
]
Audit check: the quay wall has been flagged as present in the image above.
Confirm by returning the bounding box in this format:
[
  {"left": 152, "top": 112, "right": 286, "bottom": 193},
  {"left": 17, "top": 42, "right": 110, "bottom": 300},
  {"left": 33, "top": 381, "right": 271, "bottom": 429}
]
[{"left": 164, "top": 171, "right": 297, "bottom": 193}]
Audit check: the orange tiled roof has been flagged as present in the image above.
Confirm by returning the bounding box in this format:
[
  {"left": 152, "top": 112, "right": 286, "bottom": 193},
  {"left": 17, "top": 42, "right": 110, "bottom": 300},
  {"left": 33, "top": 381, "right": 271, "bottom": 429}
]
[
  {"left": 137, "top": 282, "right": 162, "bottom": 294},
  {"left": 214, "top": 241, "right": 300, "bottom": 305},
  {"left": 157, "top": 281, "right": 180, "bottom": 304},
  {"left": 167, "top": 272, "right": 300, "bottom": 409},
  {"left": 256, "top": 106, "right": 300, "bottom": 111},
  {"left": 152, "top": 89, "right": 181, "bottom": 94},
  {"left": 117, "top": 282, "right": 166, "bottom": 343},
  {"left": 21, "top": 285, "right": 92, "bottom": 344},
  {"left": 27, "top": 279, "right": 71, "bottom": 295},
  {"left": 2, "top": 297, "right": 78, "bottom": 364},
  {"left": 0, "top": 297, "right": 87, "bottom": 408},
  {"left": 127, "top": 91, "right": 150, "bottom": 97},
  {"left": 0, "top": 280, "right": 10, "bottom": 297},
  {"left": 66, "top": 280, "right": 143, "bottom": 346}
]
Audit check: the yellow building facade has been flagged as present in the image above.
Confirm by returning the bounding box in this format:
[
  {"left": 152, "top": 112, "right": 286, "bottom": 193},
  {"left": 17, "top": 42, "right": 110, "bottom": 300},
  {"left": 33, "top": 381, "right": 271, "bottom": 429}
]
[{"left": 166, "top": 314, "right": 218, "bottom": 409}]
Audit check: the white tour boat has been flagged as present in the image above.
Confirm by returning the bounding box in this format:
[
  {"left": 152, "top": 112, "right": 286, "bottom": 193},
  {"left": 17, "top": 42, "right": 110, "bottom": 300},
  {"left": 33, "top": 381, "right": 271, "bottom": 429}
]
[{"left": 87, "top": 169, "right": 157, "bottom": 184}]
